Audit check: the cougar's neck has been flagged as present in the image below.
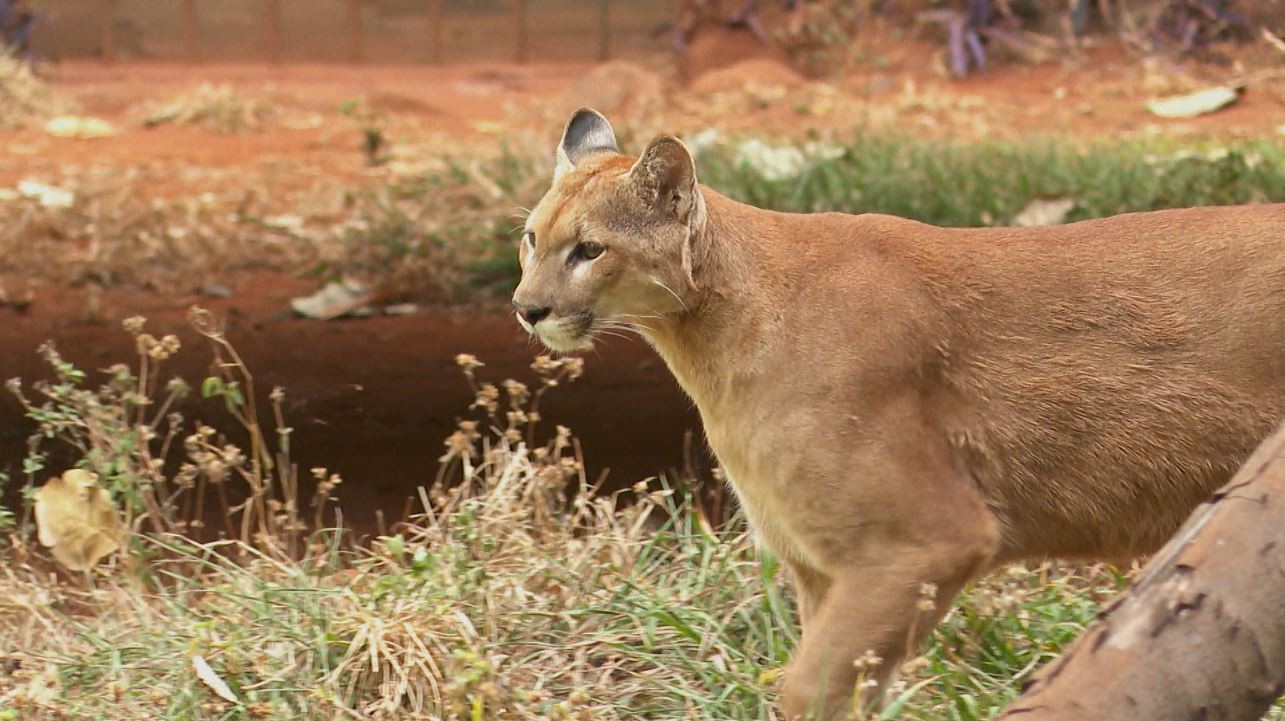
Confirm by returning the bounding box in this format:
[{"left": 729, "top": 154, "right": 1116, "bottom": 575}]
[{"left": 639, "top": 189, "right": 776, "bottom": 413}]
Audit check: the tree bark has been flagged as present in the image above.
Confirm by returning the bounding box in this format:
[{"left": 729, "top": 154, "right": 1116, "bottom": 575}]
[{"left": 999, "top": 420, "right": 1285, "bottom": 721}]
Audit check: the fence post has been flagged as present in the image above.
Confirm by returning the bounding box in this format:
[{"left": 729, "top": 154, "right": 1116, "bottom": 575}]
[
  {"left": 182, "top": 0, "right": 198, "bottom": 61},
  {"left": 264, "top": 0, "right": 282, "bottom": 63},
  {"left": 598, "top": 0, "right": 609, "bottom": 61},
  {"left": 514, "top": 0, "right": 528, "bottom": 63},
  {"left": 428, "top": 0, "right": 443, "bottom": 64},
  {"left": 347, "top": 0, "right": 363, "bottom": 63},
  {"left": 101, "top": 0, "right": 116, "bottom": 63}
]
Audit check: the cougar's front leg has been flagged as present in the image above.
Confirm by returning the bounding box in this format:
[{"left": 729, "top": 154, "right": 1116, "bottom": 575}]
[
  {"left": 780, "top": 553, "right": 979, "bottom": 720},
  {"left": 790, "top": 562, "right": 832, "bottom": 630},
  {"left": 780, "top": 465, "right": 1000, "bottom": 719}
]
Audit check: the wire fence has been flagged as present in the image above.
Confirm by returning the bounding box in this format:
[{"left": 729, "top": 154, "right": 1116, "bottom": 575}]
[{"left": 28, "top": 0, "right": 674, "bottom": 64}]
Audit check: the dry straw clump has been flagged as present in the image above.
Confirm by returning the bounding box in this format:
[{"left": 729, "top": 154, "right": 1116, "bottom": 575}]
[
  {"left": 0, "top": 173, "right": 313, "bottom": 293},
  {"left": 141, "top": 83, "right": 280, "bottom": 134},
  {"left": 0, "top": 312, "right": 770, "bottom": 720},
  {"left": 0, "top": 51, "right": 67, "bottom": 128},
  {"left": 0, "top": 136, "right": 552, "bottom": 302}
]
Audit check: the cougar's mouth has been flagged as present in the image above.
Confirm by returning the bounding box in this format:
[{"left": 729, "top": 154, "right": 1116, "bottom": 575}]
[{"left": 519, "top": 309, "right": 595, "bottom": 353}]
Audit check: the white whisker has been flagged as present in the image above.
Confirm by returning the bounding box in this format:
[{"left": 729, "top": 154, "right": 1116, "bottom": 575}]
[
  {"left": 594, "top": 330, "right": 633, "bottom": 343},
  {"left": 651, "top": 278, "right": 689, "bottom": 313},
  {"left": 594, "top": 321, "right": 644, "bottom": 335},
  {"left": 590, "top": 319, "right": 648, "bottom": 346}
]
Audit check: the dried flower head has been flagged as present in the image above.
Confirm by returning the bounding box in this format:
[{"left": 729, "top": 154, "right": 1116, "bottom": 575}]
[{"left": 122, "top": 316, "right": 146, "bottom": 334}]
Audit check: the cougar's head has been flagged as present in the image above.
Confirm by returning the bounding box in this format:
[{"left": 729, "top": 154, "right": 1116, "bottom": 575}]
[{"left": 511, "top": 108, "right": 704, "bottom": 352}]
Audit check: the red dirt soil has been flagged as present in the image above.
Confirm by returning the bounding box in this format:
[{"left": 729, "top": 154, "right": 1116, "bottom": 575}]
[{"left": 7, "top": 40, "right": 1283, "bottom": 197}]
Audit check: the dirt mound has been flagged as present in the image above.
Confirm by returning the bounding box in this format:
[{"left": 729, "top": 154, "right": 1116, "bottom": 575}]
[
  {"left": 558, "top": 61, "right": 668, "bottom": 119},
  {"left": 679, "top": 26, "right": 795, "bottom": 84},
  {"left": 688, "top": 56, "right": 806, "bottom": 96}
]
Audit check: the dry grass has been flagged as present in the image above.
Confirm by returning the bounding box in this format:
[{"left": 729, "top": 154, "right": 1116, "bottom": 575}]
[
  {"left": 0, "top": 133, "right": 545, "bottom": 303},
  {"left": 0, "top": 172, "right": 315, "bottom": 295},
  {"left": 140, "top": 83, "right": 280, "bottom": 134},
  {"left": 2, "top": 313, "right": 1279, "bottom": 720},
  {"left": 314, "top": 133, "right": 553, "bottom": 304},
  {"left": 2, "top": 128, "right": 1280, "bottom": 308},
  {"left": 0, "top": 52, "right": 68, "bottom": 128}
]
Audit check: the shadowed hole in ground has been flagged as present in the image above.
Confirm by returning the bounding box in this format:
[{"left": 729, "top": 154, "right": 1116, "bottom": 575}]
[{"left": 0, "top": 274, "right": 712, "bottom": 538}]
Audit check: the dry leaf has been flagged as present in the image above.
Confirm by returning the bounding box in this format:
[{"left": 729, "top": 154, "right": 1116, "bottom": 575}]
[
  {"left": 17, "top": 179, "right": 74, "bottom": 209},
  {"left": 1145, "top": 87, "right": 1239, "bottom": 119},
  {"left": 192, "top": 655, "right": 239, "bottom": 704},
  {"left": 1014, "top": 197, "right": 1075, "bottom": 227},
  {"left": 290, "top": 278, "right": 375, "bottom": 320},
  {"left": 34, "top": 469, "right": 125, "bottom": 571},
  {"left": 43, "top": 115, "right": 117, "bottom": 139}
]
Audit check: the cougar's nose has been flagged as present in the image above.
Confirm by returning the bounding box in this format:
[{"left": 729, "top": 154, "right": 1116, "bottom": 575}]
[{"left": 514, "top": 302, "right": 551, "bottom": 325}]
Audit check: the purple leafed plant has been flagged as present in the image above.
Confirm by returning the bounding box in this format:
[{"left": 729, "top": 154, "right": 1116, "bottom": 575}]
[
  {"left": 0, "top": 0, "right": 38, "bottom": 63},
  {"left": 658, "top": 0, "right": 808, "bottom": 53},
  {"left": 919, "top": 0, "right": 997, "bottom": 77}
]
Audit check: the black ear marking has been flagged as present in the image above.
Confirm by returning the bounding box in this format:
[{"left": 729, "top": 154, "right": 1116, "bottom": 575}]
[{"left": 558, "top": 108, "right": 619, "bottom": 169}]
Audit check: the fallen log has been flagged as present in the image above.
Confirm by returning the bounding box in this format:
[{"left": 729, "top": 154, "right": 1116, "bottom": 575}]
[{"left": 999, "top": 420, "right": 1285, "bottom": 721}]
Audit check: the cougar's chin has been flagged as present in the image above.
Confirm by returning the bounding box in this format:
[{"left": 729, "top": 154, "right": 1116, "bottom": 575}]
[
  {"left": 518, "top": 311, "right": 595, "bottom": 353},
  {"left": 537, "top": 328, "right": 594, "bottom": 353}
]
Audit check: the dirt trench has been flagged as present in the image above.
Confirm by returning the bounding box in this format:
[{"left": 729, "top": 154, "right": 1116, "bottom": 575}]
[{"left": 0, "top": 273, "right": 707, "bottom": 536}]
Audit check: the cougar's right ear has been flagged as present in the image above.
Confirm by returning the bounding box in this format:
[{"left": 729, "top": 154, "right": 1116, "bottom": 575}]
[
  {"left": 554, "top": 108, "right": 619, "bottom": 180},
  {"left": 629, "top": 135, "right": 698, "bottom": 223}
]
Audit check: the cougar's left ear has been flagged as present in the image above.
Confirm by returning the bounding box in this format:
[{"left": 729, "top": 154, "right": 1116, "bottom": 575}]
[
  {"left": 629, "top": 135, "right": 698, "bottom": 223},
  {"left": 555, "top": 108, "right": 619, "bottom": 179}
]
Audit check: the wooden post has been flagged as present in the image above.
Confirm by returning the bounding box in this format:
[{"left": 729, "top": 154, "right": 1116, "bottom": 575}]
[
  {"left": 264, "top": 0, "right": 282, "bottom": 64},
  {"left": 597, "top": 0, "right": 609, "bottom": 61},
  {"left": 346, "top": 0, "right": 363, "bottom": 63},
  {"left": 102, "top": 0, "right": 116, "bottom": 63},
  {"left": 514, "top": 0, "right": 528, "bottom": 63},
  {"left": 182, "top": 0, "right": 197, "bottom": 61},
  {"left": 428, "top": 0, "right": 443, "bottom": 64}
]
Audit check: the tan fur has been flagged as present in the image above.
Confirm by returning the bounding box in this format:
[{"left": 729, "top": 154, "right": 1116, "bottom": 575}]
[{"left": 513, "top": 111, "right": 1285, "bottom": 720}]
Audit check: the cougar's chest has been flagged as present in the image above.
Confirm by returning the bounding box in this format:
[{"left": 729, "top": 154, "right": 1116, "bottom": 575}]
[
  {"left": 705, "top": 418, "right": 825, "bottom": 571},
  {"left": 650, "top": 324, "right": 830, "bottom": 569}
]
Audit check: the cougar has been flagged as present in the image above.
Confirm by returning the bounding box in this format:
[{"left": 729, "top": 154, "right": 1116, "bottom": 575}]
[{"left": 511, "top": 108, "right": 1285, "bottom": 719}]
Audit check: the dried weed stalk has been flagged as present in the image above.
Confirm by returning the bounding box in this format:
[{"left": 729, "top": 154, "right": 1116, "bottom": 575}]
[
  {"left": 0, "top": 50, "right": 66, "bottom": 128},
  {"left": 5, "top": 309, "right": 322, "bottom": 560}
]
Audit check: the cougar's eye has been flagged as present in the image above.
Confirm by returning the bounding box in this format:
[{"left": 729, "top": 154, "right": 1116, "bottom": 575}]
[{"left": 570, "top": 241, "right": 605, "bottom": 264}]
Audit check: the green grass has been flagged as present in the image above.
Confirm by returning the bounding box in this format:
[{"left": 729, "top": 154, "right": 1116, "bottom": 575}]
[
  {"left": 355, "top": 133, "right": 1284, "bottom": 300},
  {"left": 697, "top": 135, "right": 1285, "bottom": 225}
]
